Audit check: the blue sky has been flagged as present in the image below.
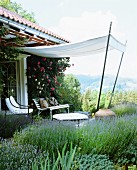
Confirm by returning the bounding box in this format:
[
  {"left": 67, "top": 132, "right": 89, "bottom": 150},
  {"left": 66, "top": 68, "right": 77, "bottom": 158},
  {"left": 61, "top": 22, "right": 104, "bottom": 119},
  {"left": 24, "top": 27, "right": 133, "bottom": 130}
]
[{"left": 12, "top": 0, "right": 137, "bottom": 78}]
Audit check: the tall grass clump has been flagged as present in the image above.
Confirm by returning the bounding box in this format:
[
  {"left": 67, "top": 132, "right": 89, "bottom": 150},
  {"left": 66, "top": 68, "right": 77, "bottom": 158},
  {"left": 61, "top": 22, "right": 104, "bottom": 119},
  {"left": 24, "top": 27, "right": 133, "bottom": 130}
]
[
  {"left": 112, "top": 103, "right": 137, "bottom": 116},
  {"left": 32, "top": 143, "right": 76, "bottom": 170},
  {"left": 13, "top": 121, "right": 79, "bottom": 157}
]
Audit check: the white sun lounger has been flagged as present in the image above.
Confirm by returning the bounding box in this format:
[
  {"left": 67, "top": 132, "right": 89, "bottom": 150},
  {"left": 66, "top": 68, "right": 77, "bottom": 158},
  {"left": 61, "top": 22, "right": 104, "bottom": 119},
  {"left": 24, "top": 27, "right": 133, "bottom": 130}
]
[{"left": 5, "top": 96, "right": 33, "bottom": 115}]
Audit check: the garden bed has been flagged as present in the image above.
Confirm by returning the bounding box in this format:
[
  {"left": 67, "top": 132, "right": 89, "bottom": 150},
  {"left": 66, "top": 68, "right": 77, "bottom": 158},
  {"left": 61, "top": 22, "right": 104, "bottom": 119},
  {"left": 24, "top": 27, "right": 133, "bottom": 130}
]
[{"left": 1, "top": 113, "right": 137, "bottom": 169}]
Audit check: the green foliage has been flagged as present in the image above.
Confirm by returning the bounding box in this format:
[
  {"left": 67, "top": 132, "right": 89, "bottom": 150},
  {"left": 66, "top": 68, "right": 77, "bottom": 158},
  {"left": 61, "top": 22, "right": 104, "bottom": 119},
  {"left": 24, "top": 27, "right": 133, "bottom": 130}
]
[
  {"left": 57, "top": 74, "right": 82, "bottom": 111},
  {"left": 32, "top": 143, "right": 76, "bottom": 170},
  {"left": 111, "top": 90, "right": 137, "bottom": 106},
  {"left": 0, "top": 25, "right": 27, "bottom": 95},
  {"left": 4, "top": 114, "right": 137, "bottom": 168},
  {"left": 81, "top": 89, "right": 137, "bottom": 113},
  {"left": 78, "top": 115, "right": 137, "bottom": 167},
  {"left": 32, "top": 145, "right": 115, "bottom": 170},
  {"left": 82, "top": 89, "right": 110, "bottom": 113},
  {"left": 73, "top": 153, "right": 115, "bottom": 170},
  {"left": 13, "top": 122, "right": 79, "bottom": 157},
  {"left": 0, "top": 0, "right": 36, "bottom": 22},
  {"left": 0, "top": 140, "right": 47, "bottom": 170},
  {"left": 27, "top": 56, "right": 70, "bottom": 100},
  {"left": 0, "top": 26, "right": 24, "bottom": 61},
  {"left": 13, "top": 114, "right": 137, "bottom": 167},
  {"left": 112, "top": 104, "right": 137, "bottom": 116},
  {"left": 115, "top": 144, "right": 137, "bottom": 166},
  {"left": 58, "top": 143, "right": 76, "bottom": 170},
  {"left": 0, "top": 114, "right": 31, "bottom": 138},
  {"left": 0, "top": 67, "right": 4, "bottom": 94},
  {"left": 82, "top": 89, "right": 97, "bottom": 113}
]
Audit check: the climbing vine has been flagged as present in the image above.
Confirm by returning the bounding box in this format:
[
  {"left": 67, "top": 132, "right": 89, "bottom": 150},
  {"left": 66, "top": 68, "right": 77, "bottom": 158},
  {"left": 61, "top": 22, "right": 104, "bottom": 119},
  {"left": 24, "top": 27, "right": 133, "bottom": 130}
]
[
  {"left": 0, "top": 25, "right": 71, "bottom": 101},
  {"left": 0, "top": 25, "right": 26, "bottom": 96},
  {"left": 27, "top": 55, "right": 70, "bottom": 101},
  {"left": 0, "top": 25, "right": 26, "bottom": 61}
]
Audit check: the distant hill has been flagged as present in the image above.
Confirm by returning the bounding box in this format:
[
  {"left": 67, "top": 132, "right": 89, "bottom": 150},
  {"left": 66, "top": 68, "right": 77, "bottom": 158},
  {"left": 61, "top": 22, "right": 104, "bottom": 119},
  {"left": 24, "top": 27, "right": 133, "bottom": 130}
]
[{"left": 75, "top": 75, "right": 137, "bottom": 93}]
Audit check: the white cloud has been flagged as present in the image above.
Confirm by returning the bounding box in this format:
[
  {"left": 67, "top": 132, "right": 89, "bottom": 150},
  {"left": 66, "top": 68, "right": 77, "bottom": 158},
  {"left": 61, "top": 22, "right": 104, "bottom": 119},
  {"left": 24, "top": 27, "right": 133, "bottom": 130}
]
[
  {"left": 50, "top": 11, "right": 125, "bottom": 42},
  {"left": 58, "top": 0, "right": 68, "bottom": 8}
]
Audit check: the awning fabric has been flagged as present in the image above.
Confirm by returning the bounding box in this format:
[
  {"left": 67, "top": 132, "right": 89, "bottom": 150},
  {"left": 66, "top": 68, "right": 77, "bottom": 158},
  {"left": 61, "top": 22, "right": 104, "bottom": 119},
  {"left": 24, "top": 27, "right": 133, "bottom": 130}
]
[{"left": 22, "top": 34, "right": 126, "bottom": 58}]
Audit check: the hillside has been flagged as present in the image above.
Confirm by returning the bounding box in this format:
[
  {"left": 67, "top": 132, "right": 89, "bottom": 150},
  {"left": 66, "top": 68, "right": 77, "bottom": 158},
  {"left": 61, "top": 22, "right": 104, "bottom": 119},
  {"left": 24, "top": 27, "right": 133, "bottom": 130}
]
[{"left": 75, "top": 75, "right": 137, "bottom": 93}]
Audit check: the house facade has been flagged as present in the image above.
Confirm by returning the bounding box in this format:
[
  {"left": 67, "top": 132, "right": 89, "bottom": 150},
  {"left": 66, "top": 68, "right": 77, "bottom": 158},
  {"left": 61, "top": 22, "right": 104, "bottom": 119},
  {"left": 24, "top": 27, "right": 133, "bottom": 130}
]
[{"left": 0, "top": 7, "right": 69, "bottom": 110}]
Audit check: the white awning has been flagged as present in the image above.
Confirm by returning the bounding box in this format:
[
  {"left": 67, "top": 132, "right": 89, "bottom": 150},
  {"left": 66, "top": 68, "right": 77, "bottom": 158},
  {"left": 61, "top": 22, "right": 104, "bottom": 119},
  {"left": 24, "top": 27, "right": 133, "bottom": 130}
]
[{"left": 22, "top": 34, "right": 126, "bottom": 58}]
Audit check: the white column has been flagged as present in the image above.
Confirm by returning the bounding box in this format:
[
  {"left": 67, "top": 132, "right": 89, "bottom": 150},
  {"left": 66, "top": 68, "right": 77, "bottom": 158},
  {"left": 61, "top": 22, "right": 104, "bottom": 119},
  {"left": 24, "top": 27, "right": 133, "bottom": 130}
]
[{"left": 17, "top": 55, "right": 28, "bottom": 106}]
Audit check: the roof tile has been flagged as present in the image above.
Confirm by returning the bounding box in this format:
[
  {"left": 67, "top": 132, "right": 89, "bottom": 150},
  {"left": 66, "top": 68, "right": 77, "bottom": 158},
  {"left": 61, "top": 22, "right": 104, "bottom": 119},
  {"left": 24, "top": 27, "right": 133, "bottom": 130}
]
[{"left": 0, "top": 7, "right": 70, "bottom": 43}]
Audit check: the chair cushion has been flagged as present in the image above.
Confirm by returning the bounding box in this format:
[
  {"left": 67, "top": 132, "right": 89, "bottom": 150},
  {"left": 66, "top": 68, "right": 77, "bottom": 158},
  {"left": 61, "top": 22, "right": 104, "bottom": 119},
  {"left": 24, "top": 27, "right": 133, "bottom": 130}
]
[
  {"left": 39, "top": 98, "right": 49, "bottom": 108},
  {"left": 42, "top": 100, "right": 49, "bottom": 108},
  {"left": 49, "top": 97, "right": 59, "bottom": 106},
  {"left": 39, "top": 98, "right": 45, "bottom": 108}
]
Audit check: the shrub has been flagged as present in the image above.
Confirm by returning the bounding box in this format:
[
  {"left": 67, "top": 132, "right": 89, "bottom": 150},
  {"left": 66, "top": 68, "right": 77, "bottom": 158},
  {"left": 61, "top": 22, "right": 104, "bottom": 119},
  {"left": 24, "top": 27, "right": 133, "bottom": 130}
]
[
  {"left": 27, "top": 56, "right": 70, "bottom": 100},
  {"left": 0, "top": 114, "right": 32, "bottom": 138},
  {"left": 72, "top": 152, "right": 115, "bottom": 170},
  {"left": 78, "top": 115, "right": 137, "bottom": 162},
  {"left": 13, "top": 114, "right": 137, "bottom": 167},
  {"left": 115, "top": 143, "right": 137, "bottom": 166},
  {"left": 0, "top": 140, "right": 47, "bottom": 170},
  {"left": 13, "top": 121, "right": 79, "bottom": 157}
]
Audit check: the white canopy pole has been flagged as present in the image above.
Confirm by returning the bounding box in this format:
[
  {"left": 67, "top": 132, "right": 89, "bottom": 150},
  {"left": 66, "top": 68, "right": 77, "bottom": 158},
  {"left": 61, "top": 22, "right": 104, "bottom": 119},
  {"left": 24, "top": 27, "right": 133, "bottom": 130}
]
[
  {"left": 108, "top": 41, "right": 127, "bottom": 108},
  {"left": 96, "top": 22, "right": 112, "bottom": 111}
]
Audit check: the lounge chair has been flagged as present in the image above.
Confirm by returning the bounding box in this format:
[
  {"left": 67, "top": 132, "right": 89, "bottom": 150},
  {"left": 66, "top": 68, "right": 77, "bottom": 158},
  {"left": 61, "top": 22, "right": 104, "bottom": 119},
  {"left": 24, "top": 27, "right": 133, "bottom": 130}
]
[
  {"left": 5, "top": 96, "right": 33, "bottom": 115},
  {"left": 32, "top": 98, "right": 69, "bottom": 119}
]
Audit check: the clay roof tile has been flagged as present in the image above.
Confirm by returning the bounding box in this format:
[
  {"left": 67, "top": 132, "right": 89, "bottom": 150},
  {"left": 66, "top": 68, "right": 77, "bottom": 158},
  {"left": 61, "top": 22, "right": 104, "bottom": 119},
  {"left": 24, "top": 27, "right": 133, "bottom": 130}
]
[{"left": 0, "top": 7, "right": 70, "bottom": 42}]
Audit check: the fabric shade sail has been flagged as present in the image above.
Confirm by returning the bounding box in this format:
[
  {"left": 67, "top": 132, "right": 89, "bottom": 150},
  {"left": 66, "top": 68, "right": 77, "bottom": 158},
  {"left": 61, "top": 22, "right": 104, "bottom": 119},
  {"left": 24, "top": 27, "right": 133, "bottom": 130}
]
[{"left": 22, "top": 34, "right": 126, "bottom": 58}]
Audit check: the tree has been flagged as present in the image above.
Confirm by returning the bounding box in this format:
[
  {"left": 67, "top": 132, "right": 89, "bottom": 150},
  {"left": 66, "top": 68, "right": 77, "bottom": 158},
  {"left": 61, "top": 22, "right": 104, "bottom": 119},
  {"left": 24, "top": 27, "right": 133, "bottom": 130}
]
[
  {"left": 82, "top": 89, "right": 98, "bottom": 113},
  {"left": 57, "top": 74, "right": 82, "bottom": 111},
  {"left": 82, "top": 89, "right": 112, "bottom": 113},
  {"left": 0, "top": 0, "right": 36, "bottom": 22}
]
